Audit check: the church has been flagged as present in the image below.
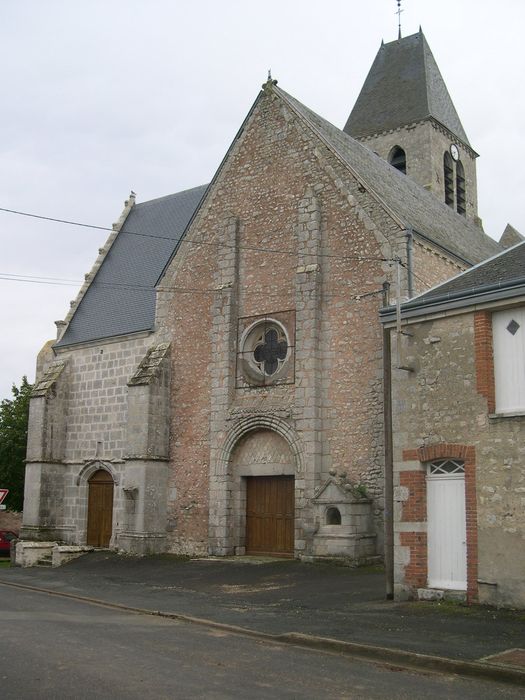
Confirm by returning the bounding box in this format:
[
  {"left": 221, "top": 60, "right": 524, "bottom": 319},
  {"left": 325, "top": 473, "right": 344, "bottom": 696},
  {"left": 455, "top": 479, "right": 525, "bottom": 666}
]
[{"left": 22, "top": 30, "right": 504, "bottom": 567}]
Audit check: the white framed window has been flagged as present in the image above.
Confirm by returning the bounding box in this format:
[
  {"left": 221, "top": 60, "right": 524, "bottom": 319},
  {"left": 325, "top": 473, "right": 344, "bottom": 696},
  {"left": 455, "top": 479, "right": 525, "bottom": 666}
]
[
  {"left": 492, "top": 307, "right": 525, "bottom": 414},
  {"left": 428, "top": 459, "right": 465, "bottom": 476}
]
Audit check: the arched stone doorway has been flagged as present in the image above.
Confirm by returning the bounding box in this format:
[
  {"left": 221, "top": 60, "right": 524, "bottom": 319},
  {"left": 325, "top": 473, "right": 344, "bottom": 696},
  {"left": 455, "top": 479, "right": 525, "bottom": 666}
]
[
  {"left": 230, "top": 429, "right": 296, "bottom": 556},
  {"left": 86, "top": 469, "right": 114, "bottom": 547}
]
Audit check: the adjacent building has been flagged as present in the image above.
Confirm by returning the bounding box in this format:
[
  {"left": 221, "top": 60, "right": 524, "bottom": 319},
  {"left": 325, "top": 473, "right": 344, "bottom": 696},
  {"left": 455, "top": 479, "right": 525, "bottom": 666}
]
[{"left": 381, "top": 241, "right": 525, "bottom": 607}]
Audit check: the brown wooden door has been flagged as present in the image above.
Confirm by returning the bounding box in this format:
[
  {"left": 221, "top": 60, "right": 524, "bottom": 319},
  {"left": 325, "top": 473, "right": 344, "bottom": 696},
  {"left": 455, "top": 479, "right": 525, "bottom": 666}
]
[
  {"left": 246, "top": 476, "right": 294, "bottom": 556},
  {"left": 86, "top": 470, "right": 114, "bottom": 547}
]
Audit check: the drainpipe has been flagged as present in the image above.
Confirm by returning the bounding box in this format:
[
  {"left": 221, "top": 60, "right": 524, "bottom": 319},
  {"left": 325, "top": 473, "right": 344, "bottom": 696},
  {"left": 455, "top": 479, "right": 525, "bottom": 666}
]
[
  {"left": 382, "top": 283, "right": 394, "bottom": 600},
  {"left": 406, "top": 228, "right": 414, "bottom": 299}
]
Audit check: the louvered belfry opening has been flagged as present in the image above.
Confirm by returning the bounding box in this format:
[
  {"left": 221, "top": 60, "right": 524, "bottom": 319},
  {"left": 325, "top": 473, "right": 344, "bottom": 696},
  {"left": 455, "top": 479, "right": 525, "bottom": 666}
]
[
  {"left": 444, "top": 152, "right": 454, "bottom": 207},
  {"left": 456, "top": 160, "right": 466, "bottom": 215}
]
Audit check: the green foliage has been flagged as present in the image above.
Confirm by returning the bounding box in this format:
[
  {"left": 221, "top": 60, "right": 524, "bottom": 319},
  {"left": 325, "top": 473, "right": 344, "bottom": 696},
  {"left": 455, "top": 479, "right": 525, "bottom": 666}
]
[
  {"left": 354, "top": 483, "right": 368, "bottom": 499},
  {"left": 0, "top": 377, "right": 32, "bottom": 511}
]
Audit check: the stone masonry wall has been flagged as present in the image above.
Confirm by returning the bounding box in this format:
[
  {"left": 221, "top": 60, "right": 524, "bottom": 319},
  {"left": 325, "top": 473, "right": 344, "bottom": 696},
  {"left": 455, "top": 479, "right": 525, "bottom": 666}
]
[
  {"left": 358, "top": 122, "right": 433, "bottom": 192},
  {"left": 429, "top": 124, "right": 478, "bottom": 222},
  {"left": 55, "top": 335, "right": 154, "bottom": 463},
  {"left": 22, "top": 334, "right": 159, "bottom": 545},
  {"left": 158, "top": 85, "right": 463, "bottom": 557},
  {"left": 411, "top": 240, "right": 465, "bottom": 296},
  {"left": 158, "top": 87, "right": 402, "bottom": 555},
  {"left": 358, "top": 120, "right": 478, "bottom": 222},
  {"left": 391, "top": 310, "right": 525, "bottom": 607}
]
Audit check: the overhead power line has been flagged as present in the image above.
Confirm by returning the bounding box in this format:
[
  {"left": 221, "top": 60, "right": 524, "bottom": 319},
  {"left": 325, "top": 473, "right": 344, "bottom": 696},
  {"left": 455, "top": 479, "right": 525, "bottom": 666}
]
[
  {"left": 0, "top": 272, "right": 388, "bottom": 302},
  {"left": 0, "top": 205, "right": 394, "bottom": 264}
]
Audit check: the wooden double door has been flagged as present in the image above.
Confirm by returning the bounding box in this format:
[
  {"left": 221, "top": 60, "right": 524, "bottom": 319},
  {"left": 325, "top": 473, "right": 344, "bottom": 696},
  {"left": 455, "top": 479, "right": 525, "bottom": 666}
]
[
  {"left": 245, "top": 476, "right": 294, "bottom": 556},
  {"left": 86, "top": 470, "right": 114, "bottom": 548}
]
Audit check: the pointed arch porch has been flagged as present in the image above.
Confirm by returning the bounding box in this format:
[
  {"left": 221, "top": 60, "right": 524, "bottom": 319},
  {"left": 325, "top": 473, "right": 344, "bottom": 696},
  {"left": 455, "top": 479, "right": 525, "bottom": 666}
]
[
  {"left": 76, "top": 460, "right": 120, "bottom": 548},
  {"left": 209, "top": 415, "right": 305, "bottom": 556}
]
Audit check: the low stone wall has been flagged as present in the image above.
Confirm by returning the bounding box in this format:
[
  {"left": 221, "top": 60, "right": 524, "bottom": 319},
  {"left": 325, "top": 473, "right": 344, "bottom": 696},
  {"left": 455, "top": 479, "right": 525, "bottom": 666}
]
[{"left": 14, "top": 541, "right": 93, "bottom": 567}]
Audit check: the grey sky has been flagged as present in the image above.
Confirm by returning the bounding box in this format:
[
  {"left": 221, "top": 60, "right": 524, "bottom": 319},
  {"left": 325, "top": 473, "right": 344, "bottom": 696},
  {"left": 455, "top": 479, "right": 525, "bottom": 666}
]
[{"left": 1, "top": 0, "right": 524, "bottom": 399}]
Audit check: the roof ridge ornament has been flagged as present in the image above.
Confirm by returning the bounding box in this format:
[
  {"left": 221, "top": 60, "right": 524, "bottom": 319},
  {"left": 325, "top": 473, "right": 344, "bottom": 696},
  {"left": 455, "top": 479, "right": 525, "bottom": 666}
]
[
  {"left": 396, "top": 0, "right": 403, "bottom": 40},
  {"left": 262, "top": 69, "right": 278, "bottom": 91}
]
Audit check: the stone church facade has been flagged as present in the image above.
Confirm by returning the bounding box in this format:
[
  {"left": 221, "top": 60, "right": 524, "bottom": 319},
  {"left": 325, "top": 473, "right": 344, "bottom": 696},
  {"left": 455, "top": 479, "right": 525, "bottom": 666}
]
[{"left": 22, "top": 31, "right": 502, "bottom": 561}]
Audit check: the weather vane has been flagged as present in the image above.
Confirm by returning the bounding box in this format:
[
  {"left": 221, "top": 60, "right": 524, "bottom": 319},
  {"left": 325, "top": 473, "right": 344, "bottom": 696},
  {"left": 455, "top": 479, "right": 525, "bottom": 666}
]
[{"left": 396, "top": 0, "right": 403, "bottom": 39}]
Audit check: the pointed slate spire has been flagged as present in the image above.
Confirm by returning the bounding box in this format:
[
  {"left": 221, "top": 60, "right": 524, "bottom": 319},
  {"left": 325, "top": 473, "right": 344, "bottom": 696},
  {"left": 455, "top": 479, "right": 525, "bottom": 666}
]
[{"left": 344, "top": 30, "right": 471, "bottom": 146}]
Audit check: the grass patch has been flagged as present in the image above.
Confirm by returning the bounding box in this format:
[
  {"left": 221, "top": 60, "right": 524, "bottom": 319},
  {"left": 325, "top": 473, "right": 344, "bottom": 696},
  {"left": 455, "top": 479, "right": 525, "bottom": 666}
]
[
  {"left": 410, "top": 598, "right": 525, "bottom": 621},
  {"left": 0, "top": 559, "right": 11, "bottom": 568}
]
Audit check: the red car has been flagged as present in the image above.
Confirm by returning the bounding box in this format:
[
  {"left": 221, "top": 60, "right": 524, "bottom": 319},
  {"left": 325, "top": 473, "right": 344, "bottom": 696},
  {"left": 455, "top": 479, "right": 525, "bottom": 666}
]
[{"left": 0, "top": 531, "right": 17, "bottom": 556}]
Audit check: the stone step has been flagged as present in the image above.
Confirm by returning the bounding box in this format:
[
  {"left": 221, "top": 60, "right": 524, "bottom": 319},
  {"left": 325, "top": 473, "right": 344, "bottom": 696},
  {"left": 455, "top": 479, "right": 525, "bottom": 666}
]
[{"left": 37, "top": 555, "right": 53, "bottom": 567}]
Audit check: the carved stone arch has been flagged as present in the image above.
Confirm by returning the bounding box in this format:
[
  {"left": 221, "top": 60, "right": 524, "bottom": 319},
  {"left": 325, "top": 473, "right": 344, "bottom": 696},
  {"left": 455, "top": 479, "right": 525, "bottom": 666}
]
[
  {"left": 76, "top": 460, "right": 120, "bottom": 486},
  {"left": 217, "top": 415, "right": 304, "bottom": 475}
]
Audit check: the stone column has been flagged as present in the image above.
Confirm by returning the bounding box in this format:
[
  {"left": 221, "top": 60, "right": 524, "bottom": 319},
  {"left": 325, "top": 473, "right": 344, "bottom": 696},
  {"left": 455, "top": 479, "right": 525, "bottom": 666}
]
[
  {"left": 118, "top": 344, "right": 171, "bottom": 554},
  {"left": 208, "top": 216, "right": 240, "bottom": 555},
  {"left": 294, "top": 187, "right": 324, "bottom": 556},
  {"left": 21, "top": 360, "right": 70, "bottom": 541}
]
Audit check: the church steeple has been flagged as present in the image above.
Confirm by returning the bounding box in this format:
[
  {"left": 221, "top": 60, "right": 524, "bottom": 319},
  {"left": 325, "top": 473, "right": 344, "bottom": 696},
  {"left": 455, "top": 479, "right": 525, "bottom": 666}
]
[
  {"left": 344, "top": 30, "right": 480, "bottom": 224},
  {"left": 344, "top": 30, "right": 470, "bottom": 146}
]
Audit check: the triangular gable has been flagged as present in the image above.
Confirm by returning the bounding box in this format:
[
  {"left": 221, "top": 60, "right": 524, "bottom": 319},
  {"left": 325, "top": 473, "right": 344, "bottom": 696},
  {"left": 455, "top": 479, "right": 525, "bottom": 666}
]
[
  {"left": 312, "top": 477, "right": 365, "bottom": 503},
  {"left": 405, "top": 239, "right": 525, "bottom": 303},
  {"left": 275, "top": 85, "right": 500, "bottom": 265},
  {"left": 156, "top": 79, "right": 404, "bottom": 288},
  {"left": 156, "top": 90, "right": 267, "bottom": 285}
]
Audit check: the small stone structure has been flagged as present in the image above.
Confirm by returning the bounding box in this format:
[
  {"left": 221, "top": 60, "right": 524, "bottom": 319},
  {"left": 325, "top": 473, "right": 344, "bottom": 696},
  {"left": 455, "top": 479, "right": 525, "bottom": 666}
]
[{"left": 310, "top": 472, "right": 376, "bottom": 561}]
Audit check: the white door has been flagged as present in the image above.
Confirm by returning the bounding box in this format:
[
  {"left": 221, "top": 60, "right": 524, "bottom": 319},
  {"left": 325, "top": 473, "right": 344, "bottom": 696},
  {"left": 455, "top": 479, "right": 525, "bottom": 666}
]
[{"left": 427, "top": 460, "right": 467, "bottom": 590}]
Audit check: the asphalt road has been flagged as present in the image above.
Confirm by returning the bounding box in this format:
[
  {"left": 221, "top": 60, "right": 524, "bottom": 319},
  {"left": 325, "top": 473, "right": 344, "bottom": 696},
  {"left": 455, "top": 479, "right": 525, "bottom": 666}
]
[{"left": 0, "top": 585, "right": 521, "bottom": 700}]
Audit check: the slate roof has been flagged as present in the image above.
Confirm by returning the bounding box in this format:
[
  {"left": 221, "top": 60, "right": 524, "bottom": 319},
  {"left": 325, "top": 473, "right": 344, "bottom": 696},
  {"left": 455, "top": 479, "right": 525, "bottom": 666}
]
[
  {"left": 56, "top": 77, "right": 501, "bottom": 348},
  {"left": 276, "top": 85, "right": 500, "bottom": 265},
  {"left": 380, "top": 241, "right": 525, "bottom": 322},
  {"left": 56, "top": 184, "right": 207, "bottom": 347},
  {"left": 344, "top": 31, "right": 471, "bottom": 146},
  {"left": 500, "top": 223, "right": 524, "bottom": 249}
]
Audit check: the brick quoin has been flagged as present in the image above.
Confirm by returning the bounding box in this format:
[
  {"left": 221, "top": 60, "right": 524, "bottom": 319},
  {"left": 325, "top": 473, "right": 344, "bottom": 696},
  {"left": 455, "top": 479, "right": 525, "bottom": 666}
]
[
  {"left": 400, "top": 532, "right": 428, "bottom": 589},
  {"left": 401, "top": 444, "right": 478, "bottom": 603},
  {"left": 474, "top": 311, "right": 495, "bottom": 414},
  {"left": 399, "top": 471, "right": 426, "bottom": 522}
]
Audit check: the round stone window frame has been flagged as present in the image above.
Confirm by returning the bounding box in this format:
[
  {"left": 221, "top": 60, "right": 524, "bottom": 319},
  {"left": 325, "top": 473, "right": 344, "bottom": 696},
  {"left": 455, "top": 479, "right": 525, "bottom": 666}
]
[{"left": 240, "top": 318, "right": 291, "bottom": 384}]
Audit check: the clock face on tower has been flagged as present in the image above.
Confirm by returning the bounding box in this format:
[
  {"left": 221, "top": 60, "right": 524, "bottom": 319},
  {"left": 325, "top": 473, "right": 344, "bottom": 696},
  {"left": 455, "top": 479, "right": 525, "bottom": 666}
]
[{"left": 450, "top": 144, "right": 459, "bottom": 161}]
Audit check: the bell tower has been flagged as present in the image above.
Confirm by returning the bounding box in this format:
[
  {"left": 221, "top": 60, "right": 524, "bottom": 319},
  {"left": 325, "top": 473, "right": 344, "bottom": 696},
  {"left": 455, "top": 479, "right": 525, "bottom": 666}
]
[{"left": 344, "top": 30, "right": 480, "bottom": 225}]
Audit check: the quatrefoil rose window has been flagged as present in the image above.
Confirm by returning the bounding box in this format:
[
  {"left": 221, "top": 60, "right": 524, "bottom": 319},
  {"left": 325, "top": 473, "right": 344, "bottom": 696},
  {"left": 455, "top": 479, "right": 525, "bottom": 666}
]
[
  {"left": 241, "top": 319, "right": 290, "bottom": 384},
  {"left": 253, "top": 327, "right": 288, "bottom": 375}
]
